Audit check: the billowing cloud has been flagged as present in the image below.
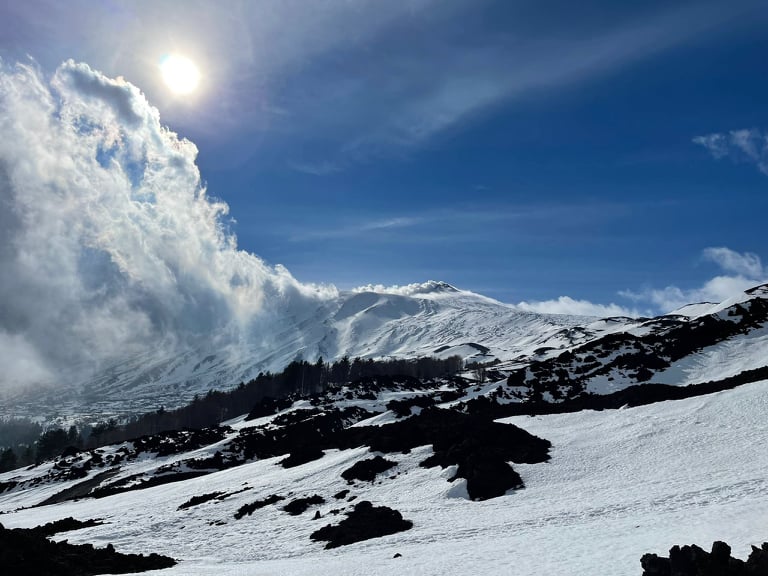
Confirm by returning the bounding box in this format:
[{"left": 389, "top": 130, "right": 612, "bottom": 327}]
[
  {"left": 620, "top": 247, "right": 767, "bottom": 313},
  {"left": 694, "top": 129, "right": 768, "bottom": 175},
  {"left": 0, "top": 60, "right": 335, "bottom": 394}
]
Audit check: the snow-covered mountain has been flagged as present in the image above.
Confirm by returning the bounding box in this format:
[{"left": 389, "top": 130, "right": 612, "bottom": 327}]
[
  {"left": 2, "top": 337, "right": 768, "bottom": 575},
  {"left": 497, "top": 282, "right": 768, "bottom": 401},
  {"left": 4, "top": 283, "right": 768, "bottom": 574},
  {"left": 4, "top": 281, "right": 589, "bottom": 420},
  {"left": 8, "top": 281, "right": 768, "bottom": 425}
]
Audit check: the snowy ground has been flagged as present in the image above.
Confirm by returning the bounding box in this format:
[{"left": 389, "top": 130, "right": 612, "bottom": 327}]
[{"left": 2, "top": 381, "right": 768, "bottom": 575}]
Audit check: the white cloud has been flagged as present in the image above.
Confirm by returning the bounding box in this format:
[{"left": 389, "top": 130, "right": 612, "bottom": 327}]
[
  {"left": 519, "top": 247, "right": 768, "bottom": 318},
  {"left": 702, "top": 247, "right": 763, "bottom": 277},
  {"left": 353, "top": 280, "right": 458, "bottom": 297},
  {"left": 620, "top": 247, "right": 767, "bottom": 313},
  {"left": 0, "top": 60, "right": 337, "bottom": 393},
  {"left": 514, "top": 297, "right": 641, "bottom": 318},
  {"left": 694, "top": 129, "right": 768, "bottom": 175},
  {"left": 352, "top": 282, "right": 641, "bottom": 318}
]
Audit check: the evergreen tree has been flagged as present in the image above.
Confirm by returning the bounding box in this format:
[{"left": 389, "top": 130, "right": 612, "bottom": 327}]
[{"left": 0, "top": 447, "right": 17, "bottom": 472}]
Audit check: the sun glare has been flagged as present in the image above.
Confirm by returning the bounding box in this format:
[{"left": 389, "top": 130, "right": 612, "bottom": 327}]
[{"left": 160, "top": 54, "right": 200, "bottom": 95}]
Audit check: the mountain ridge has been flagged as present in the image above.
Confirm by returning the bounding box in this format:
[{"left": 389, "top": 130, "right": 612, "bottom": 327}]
[
  {"left": 2, "top": 281, "right": 590, "bottom": 420},
  {"left": 2, "top": 284, "right": 768, "bottom": 574}
]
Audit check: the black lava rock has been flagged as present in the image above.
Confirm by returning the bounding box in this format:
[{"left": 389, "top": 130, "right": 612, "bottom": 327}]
[
  {"left": 310, "top": 501, "right": 413, "bottom": 549},
  {"left": 341, "top": 456, "right": 397, "bottom": 483},
  {"left": 641, "top": 540, "right": 768, "bottom": 576}
]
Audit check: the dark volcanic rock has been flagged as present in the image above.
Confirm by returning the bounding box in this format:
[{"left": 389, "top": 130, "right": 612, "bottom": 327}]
[
  {"left": 131, "top": 427, "right": 229, "bottom": 457},
  {"left": 386, "top": 395, "right": 435, "bottom": 417},
  {"left": 178, "top": 491, "right": 226, "bottom": 511},
  {"left": 245, "top": 396, "right": 294, "bottom": 420},
  {"left": 505, "top": 296, "right": 768, "bottom": 403},
  {"left": 0, "top": 521, "right": 176, "bottom": 575},
  {"left": 641, "top": 540, "right": 768, "bottom": 576},
  {"left": 231, "top": 405, "right": 549, "bottom": 501},
  {"left": 90, "top": 471, "right": 207, "bottom": 499},
  {"left": 350, "top": 407, "right": 549, "bottom": 500},
  {"left": 31, "top": 517, "right": 104, "bottom": 537},
  {"left": 282, "top": 494, "right": 325, "bottom": 516},
  {"left": 279, "top": 444, "right": 325, "bottom": 468},
  {"left": 234, "top": 494, "right": 284, "bottom": 519},
  {"left": 310, "top": 500, "right": 413, "bottom": 549},
  {"left": 341, "top": 456, "right": 397, "bottom": 483}
]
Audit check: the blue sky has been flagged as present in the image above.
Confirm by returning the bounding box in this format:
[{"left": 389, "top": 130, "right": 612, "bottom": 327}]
[{"left": 2, "top": 0, "right": 768, "bottom": 315}]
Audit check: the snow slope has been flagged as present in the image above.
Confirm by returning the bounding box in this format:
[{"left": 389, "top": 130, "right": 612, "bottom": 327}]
[
  {"left": 2, "top": 380, "right": 767, "bottom": 575},
  {"left": 4, "top": 282, "right": 588, "bottom": 419},
  {"left": 490, "top": 283, "right": 768, "bottom": 401},
  {"left": 7, "top": 282, "right": 768, "bottom": 428}
]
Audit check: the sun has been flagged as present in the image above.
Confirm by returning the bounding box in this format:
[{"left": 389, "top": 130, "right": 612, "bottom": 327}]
[{"left": 160, "top": 54, "right": 201, "bottom": 95}]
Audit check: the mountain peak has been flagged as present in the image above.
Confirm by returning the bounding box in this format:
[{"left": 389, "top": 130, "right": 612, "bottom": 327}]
[{"left": 353, "top": 280, "right": 460, "bottom": 296}]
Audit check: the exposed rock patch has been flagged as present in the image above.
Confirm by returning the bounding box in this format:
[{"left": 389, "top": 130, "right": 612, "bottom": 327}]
[
  {"left": 341, "top": 456, "right": 397, "bottom": 483},
  {"left": 31, "top": 517, "right": 104, "bottom": 536},
  {"left": 641, "top": 540, "right": 768, "bottom": 576},
  {"left": 234, "top": 494, "right": 284, "bottom": 519},
  {"left": 178, "top": 492, "right": 226, "bottom": 511},
  {"left": 282, "top": 495, "right": 325, "bottom": 516},
  {"left": 0, "top": 521, "right": 176, "bottom": 575},
  {"left": 310, "top": 501, "right": 413, "bottom": 549}
]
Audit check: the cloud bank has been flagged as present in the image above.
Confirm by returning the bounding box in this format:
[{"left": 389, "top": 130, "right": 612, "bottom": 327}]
[
  {"left": 512, "top": 247, "right": 768, "bottom": 318},
  {"left": 620, "top": 247, "right": 767, "bottom": 313},
  {"left": 514, "top": 297, "right": 640, "bottom": 319},
  {"left": 0, "top": 60, "right": 335, "bottom": 392}
]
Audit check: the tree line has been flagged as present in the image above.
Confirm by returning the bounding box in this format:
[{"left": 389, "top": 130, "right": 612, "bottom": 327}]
[{"left": 0, "top": 355, "right": 463, "bottom": 471}]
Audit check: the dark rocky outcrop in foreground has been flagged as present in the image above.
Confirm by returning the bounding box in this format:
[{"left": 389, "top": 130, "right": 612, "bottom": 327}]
[
  {"left": 642, "top": 541, "right": 768, "bottom": 576},
  {"left": 352, "top": 407, "right": 548, "bottom": 500},
  {"left": 341, "top": 456, "right": 397, "bottom": 483},
  {"left": 230, "top": 406, "right": 550, "bottom": 501},
  {"left": 0, "top": 521, "right": 176, "bottom": 575},
  {"left": 310, "top": 500, "right": 413, "bottom": 549}
]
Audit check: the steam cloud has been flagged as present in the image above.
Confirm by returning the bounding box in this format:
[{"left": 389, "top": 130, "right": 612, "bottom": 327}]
[{"left": 0, "top": 60, "right": 335, "bottom": 393}]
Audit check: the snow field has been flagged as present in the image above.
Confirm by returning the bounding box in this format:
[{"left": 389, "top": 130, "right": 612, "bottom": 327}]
[{"left": 3, "top": 381, "right": 768, "bottom": 575}]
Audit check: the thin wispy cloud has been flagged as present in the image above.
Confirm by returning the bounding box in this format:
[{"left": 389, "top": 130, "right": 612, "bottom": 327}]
[
  {"left": 289, "top": 0, "right": 762, "bottom": 167},
  {"left": 287, "top": 200, "right": 663, "bottom": 246},
  {"left": 289, "top": 216, "right": 424, "bottom": 242},
  {"left": 4, "top": 0, "right": 762, "bottom": 172},
  {"left": 694, "top": 129, "right": 768, "bottom": 175},
  {"left": 287, "top": 160, "right": 344, "bottom": 176}
]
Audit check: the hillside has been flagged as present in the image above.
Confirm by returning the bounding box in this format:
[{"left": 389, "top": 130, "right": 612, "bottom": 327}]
[
  {"left": 1, "top": 374, "right": 768, "bottom": 575},
  {"left": 2, "top": 284, "right": 768, "bottom": 574},
  {"left": 3, "top": 281, "right": 588, "bottom": 420}
]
